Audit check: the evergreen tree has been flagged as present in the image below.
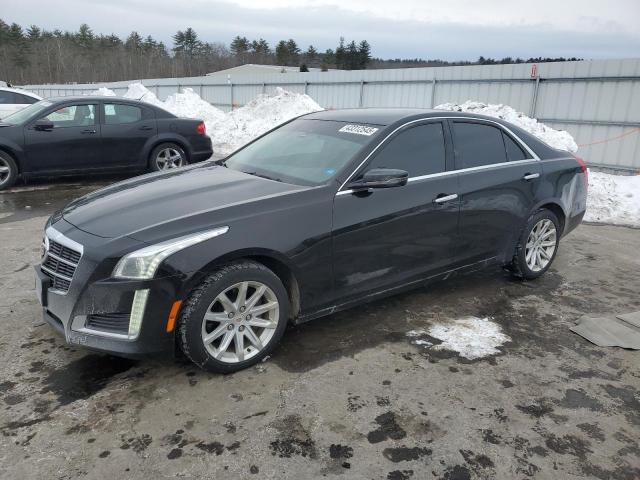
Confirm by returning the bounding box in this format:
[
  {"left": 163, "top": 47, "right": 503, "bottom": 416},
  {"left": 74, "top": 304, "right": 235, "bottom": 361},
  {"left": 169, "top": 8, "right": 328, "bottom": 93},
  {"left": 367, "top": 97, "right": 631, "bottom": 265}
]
[
  {"left": 230, "top": 35, "right": 249, "bottom": 63},
  {"left": 358, "top": 40, "right": 371, "bottom": 69},
  {"left": 285, "top": 39, "right": 300, "bottom": 65},
  {"left": 346, "top": 40, "right": 358, "bottom": 69},
  {"left": 275, "top": 40, "right": 288, "bottom": 65},
  {"left": 335, "top": 37, "right": 346, "bottom": 69},
  {"left": 304, "top": 45, "right": 318, "bottom": 67}
]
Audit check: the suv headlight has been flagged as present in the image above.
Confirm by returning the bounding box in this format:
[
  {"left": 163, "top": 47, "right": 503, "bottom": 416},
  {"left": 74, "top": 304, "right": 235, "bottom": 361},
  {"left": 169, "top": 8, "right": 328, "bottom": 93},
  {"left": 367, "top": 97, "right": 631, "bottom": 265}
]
[{"left": 113, "top": 226, "right": 229, "bottom": 280}]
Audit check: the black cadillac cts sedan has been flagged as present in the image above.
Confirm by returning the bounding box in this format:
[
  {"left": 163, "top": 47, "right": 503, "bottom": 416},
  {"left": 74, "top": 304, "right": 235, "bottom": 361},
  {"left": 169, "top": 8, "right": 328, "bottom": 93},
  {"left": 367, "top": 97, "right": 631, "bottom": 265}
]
[{"left": 35, "top": 109, "right": 588, "bottom": 372}]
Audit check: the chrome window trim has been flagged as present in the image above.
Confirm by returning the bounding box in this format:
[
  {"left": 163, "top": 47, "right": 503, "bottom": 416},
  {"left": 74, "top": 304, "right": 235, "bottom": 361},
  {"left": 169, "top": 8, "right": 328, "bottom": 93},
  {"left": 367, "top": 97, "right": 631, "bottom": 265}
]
[
  {"left": 337, "top": 116, "right": 540, "bottom": 194},
  {"left": 336, "top": 158, "right": 540, "bottom": 196}
]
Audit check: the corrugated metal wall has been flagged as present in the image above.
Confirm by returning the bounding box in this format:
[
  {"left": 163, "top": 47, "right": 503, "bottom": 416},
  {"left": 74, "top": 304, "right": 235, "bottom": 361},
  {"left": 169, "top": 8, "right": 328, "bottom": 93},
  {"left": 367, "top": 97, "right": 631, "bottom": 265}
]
[{"left": 22, "top": 59, "right": 640, "bottom": 170}]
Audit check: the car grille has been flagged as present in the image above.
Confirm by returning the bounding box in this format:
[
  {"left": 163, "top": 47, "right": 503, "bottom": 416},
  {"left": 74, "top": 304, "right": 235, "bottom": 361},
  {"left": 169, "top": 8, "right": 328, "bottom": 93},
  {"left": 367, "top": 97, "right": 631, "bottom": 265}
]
[
  {"left": 41, "top": 239, "right": 82, "bottom": 293},
  {"left": 86, "top": 313, "right": 130, "bottom": 334}
]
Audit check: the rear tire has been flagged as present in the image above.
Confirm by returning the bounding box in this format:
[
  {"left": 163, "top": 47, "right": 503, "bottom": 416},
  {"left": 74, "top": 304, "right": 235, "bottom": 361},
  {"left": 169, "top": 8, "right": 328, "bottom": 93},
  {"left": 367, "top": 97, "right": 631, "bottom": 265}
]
[
  {"left": 0, "top": 151, "right": 18, "bottom": 191},
  {"left": 178, "top": 261, "right": 289, "bottom": 373},
  {"left": 149, "top": 143, "right": 188, "bottom": 172},
  {"left": 511, "top": 209, "right": 560, "bottom": 280}
]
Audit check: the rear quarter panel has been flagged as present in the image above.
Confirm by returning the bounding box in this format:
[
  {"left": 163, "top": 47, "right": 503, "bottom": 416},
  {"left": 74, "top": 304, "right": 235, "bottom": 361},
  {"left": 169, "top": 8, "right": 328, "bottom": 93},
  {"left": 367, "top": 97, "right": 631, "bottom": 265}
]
[
  {"left": 153, "top": 118, "right": 212, "bottom": 161},
  {"left": 537, "top": 156, "right": 588, "bottom": 236}
]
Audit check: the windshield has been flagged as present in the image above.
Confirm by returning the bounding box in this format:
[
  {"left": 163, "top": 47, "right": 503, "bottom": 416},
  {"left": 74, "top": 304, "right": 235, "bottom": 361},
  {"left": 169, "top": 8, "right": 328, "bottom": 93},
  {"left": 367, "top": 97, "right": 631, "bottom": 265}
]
[
  {"left": 224, "top": 118, "right": 382, "bottom": 186},
  {"left": 1, "top": 100, "right": 53, "bottom": 124}
]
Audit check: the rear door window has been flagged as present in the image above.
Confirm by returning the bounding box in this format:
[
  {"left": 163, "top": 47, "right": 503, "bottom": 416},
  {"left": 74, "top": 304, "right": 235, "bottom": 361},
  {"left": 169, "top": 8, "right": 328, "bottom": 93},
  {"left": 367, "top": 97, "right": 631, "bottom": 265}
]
[
  {"left": 502, "top": 132, "right": 529, "bottom": 161},
  {"left": 365, "top": 122, "right": 446, "bottom": 177},
  {"left": 452, "top": 122, "right": 507, "bottom": 169},
  {"left": 104, "top": 103, "right": 144, "bottom": 124}
]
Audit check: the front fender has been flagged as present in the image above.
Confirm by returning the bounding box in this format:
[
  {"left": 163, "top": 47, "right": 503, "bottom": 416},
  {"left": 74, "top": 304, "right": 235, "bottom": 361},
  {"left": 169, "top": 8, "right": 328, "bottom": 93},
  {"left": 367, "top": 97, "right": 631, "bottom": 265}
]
[
  {"left": 0, "top": 138, "right": 26, "bottom": 172},
  {"left": 173, "top": 247, "right": 300, "bottom": 301}
]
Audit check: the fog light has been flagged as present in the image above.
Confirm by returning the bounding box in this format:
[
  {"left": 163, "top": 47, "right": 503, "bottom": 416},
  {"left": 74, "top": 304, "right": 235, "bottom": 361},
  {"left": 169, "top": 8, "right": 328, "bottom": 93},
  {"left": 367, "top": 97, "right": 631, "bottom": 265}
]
[{"left": 128, "top": 289, "right": 150, "bottom": 338}]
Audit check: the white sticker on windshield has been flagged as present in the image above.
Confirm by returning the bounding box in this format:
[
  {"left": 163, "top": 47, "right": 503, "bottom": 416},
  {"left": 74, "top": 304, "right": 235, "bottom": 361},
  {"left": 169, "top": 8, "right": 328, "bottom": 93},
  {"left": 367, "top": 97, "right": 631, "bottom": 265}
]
[{"left": 339, "top": 124, "right": 379, "bottom": 136}]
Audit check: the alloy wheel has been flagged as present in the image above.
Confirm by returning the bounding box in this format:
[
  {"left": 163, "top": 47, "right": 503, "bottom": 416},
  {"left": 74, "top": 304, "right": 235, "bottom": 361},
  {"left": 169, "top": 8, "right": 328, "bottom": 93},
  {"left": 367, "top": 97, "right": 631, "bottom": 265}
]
[
  {"left": 201, "top": 281, "right": 280, "bottom": 363},
  {"left": 156, "top": 148, "right": 184, "bottom": 170},
  {"left": 525, "top": 218, "right": 557, "bottom": 272},
  {"left": 0, "top": 157, "right": 10, "bottom": 187}
]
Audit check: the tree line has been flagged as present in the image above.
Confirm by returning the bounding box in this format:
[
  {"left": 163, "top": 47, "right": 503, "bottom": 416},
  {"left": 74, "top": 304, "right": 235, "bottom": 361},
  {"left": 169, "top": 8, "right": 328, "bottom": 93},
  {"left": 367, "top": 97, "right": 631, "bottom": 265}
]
[{"left": 0, "top": 19, "right": 582, "bottom": 85}]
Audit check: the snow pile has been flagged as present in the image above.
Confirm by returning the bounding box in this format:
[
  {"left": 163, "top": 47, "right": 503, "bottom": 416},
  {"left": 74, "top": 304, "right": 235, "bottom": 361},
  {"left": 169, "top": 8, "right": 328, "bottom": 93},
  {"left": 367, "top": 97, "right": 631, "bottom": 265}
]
[
  {"left": 121, "top": 83, "right": 165, "bottom": 107},
  {"left": 407, "top": 317, "right": 511, "bottom": 360},
  {"left": 92, "top": 87, "right": 116, "bottom": 97},
  {"left": 162, "top": 88, "right": 226, "bottom": 126},
  {"left": 92, "top": 84, "right": 322, "bottom": 156},
  {"left": 209, "top": 88, "right": 323, "bottom": 155},
  {"left": 584, "top": 171, "right": 640, "bottom": 227},
  {"left": 435, "top": 101, "right": 578, "bottom": 153}
]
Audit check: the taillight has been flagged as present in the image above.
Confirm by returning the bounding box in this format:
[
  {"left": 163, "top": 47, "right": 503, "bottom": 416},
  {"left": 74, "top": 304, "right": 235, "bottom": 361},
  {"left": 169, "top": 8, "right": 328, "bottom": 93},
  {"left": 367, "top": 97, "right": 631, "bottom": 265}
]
[
  {"left": 196, "top": 122, "right": 206, "bottom": 135},
  {"left": 574, "top": 155, "right": 588, "bottom": 188}
]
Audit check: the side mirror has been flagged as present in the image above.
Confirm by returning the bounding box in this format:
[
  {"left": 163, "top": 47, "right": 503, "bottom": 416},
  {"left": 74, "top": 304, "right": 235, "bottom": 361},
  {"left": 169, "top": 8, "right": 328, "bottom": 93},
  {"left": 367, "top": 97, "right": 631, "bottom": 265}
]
[
  {"left": 346, "top": 168, "right": 409, "bottom": 190},
  {"left": 33, "top": 119, "right": 54, "bottom": 131}
]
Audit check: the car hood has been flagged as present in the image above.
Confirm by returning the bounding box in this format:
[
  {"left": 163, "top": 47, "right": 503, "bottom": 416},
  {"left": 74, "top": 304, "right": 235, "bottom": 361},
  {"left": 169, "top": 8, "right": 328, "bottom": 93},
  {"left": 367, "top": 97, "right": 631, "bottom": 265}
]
[{"left": 61, "top": 163, "right": 307, "bottom": 240}]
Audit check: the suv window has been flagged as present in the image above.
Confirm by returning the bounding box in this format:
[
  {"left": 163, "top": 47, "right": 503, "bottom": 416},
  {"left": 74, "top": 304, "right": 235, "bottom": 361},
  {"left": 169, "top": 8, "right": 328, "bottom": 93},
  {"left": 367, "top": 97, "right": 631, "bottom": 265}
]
[
  {"left": 14, "top": 93, "right": 38, "bottom": 105},
  {"left": 502, "top": 132, "right": 529, "bottom": 161},
  {"left": 104, "top": 103, "right": 143, "bottom": 124},
  {"left": 453, "top": 122, "right": 507, "bottom": 169},
  {"left": 42, "top": 104, "right": 96, "bottom": 128},
  {"left": 365, "top": 123, "right": 446, "bottom": 177},
  {"left": 0, "top": 90, "right": 16, "bottom": 104}
]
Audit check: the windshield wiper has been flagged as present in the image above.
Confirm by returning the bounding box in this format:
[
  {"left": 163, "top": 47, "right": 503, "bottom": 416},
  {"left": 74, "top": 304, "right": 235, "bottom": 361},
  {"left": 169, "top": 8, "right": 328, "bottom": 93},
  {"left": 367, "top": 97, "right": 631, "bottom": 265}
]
[{"left": 242, "top": 171, "right": 283, "bottom": 182}]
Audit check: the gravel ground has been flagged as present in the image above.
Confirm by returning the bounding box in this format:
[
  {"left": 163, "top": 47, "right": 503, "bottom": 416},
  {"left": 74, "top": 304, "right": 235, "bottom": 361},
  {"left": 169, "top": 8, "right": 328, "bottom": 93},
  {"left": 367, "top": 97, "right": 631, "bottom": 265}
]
[{"left": 0, "top": 180, "right": 639, "bottom": 480}]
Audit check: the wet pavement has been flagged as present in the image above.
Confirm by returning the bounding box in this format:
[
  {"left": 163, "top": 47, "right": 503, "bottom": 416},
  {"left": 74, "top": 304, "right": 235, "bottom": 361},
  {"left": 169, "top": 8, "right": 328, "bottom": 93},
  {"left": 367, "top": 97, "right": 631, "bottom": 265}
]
[{"left": 0, "top": 179, "right": 639, "bottom": 479}]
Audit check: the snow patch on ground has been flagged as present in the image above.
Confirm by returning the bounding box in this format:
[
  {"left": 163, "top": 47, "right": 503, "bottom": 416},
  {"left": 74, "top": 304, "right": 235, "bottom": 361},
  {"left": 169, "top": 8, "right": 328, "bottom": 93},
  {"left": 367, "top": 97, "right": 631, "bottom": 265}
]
[
  {"left": 584, "top": 170, "right": 640, "bottom": 227},
  {"left": 407, "top": 317, "right": 511, "bottom": 360},
  {"left": 435, "top": 100, "right": 578, "bottom": 153},
  {"left": 92, "top": 83, "right": 322, "bottom": 156}
]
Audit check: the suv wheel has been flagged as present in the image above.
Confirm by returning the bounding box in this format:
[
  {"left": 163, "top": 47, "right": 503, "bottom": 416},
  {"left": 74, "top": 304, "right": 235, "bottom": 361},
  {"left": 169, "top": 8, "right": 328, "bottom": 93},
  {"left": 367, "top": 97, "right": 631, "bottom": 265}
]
[
  {"left": 178, "top": 261, "right": 289, "bottom": 373},
  {"left": 150, "top": 143, "right": 187, "bottom": 171},
  {"left": 0, "top": 151, "right": 18, "bottom": 190},
  {"left": 511, "top": 209, "right": 560, "bottom": 280}
]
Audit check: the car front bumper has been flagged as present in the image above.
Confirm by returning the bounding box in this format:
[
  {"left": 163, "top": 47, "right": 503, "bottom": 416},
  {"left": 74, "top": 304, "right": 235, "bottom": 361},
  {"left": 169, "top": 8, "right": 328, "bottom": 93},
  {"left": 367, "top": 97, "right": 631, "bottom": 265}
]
[{"left": 34, "top": 221, "right": 185, "bottom": 358}]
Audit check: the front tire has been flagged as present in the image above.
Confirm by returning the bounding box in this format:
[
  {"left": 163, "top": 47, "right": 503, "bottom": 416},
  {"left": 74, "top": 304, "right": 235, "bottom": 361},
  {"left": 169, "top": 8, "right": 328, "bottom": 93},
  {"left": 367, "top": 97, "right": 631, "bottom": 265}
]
[
  {"left": 0, "top": 151, "right": 18, "bottom": 191},
  {"left": 511, "top": 209, "right": 560, "bottom": 280},
  {"left": 178, "top": 261, "right": 289, "bottom": 373},
  {"left": 149, "top": 143, "right": 188, "bottom": 172}
]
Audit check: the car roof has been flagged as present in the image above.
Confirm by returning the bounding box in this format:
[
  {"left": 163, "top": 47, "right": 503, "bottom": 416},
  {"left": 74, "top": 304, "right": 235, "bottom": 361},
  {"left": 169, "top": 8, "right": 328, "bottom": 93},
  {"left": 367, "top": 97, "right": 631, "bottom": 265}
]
[
  {"left": 302, "top": 107, "right": 523, "bottom": 128},
  {"left": 0, "top": 86, "right": 42, "bottom": 99},
  {"left": 303, "top": 108, "right": 437, "bottom": 126},
  {"left": 45, "top": 95, "right": 146, "bottom": 103}
]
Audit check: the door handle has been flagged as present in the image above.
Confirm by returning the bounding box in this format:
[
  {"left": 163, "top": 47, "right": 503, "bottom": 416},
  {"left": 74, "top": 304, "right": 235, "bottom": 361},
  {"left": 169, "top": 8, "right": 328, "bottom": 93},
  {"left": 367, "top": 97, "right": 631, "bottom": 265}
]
[
  {"left": 434, "top": 193, "right": 458, "bottom": 204},
  {"left": 522, "top": 173, "right": 540, "bottom": 181},
  {"left": 81, "top": 129, "right": 97, "bottom": 134},
  {"left": 139, "top": 125, "right": 153, "bottom": 131}
]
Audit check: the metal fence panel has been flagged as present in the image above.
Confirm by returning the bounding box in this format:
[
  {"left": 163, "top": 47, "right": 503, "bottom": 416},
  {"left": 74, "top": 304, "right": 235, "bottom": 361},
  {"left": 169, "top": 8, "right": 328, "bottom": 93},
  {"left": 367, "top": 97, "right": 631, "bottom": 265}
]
[{"left": 20, "top": 58, "right": 640, "bottom": 170}]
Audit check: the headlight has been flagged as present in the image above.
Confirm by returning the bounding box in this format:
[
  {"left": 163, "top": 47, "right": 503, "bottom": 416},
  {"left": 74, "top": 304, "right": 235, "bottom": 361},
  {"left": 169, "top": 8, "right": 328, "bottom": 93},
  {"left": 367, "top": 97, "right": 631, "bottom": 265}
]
[{"left": 113, "top": 226, "right": 229, "bottom": 279}]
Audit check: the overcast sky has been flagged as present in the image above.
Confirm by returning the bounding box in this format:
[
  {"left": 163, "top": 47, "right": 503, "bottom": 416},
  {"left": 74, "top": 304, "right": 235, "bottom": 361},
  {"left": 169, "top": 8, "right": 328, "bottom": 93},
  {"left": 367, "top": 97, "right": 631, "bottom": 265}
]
[{"left": 3, "top": 0, "right": 639, "bottom": 60}]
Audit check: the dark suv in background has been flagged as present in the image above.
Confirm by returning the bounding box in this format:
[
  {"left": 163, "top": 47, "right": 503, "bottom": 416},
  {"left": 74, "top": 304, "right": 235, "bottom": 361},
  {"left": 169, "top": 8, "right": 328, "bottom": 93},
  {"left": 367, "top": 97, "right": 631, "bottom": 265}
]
[{"left": 0, "top": 96, "right": 212, "bottom": 190}]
